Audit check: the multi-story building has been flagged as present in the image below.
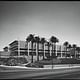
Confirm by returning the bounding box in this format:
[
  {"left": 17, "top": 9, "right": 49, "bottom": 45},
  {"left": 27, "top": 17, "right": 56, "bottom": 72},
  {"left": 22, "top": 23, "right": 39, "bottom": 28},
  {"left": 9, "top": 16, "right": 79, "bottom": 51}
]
[
  {"left": 9, "top": 40, "right": 74, "bottom": 62},
  {"left": 9, "top": 40, "right": 27, "bottom": 57}
]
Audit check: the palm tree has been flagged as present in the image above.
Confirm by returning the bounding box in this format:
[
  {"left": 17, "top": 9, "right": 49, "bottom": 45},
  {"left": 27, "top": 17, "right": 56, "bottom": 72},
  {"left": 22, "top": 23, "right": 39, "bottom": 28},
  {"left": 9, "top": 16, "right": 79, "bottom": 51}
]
[
  {"left": 72, "top": 44, "right": 77, "bottom": 58},
  {"left": 63, "top": 41, "right": 69, "bottom": 58},
  {"left": 76, "top": 47, "right": 80, "bottom": 58},
  {"left": 35, "top": 36, "right": 40, "bottom": 61},
  {"left": 67, "top": 44, "right": 72, "bottom": 58},
  {"left": 50, "top": 36, "right": 59, "bottom": 69},
  {"left": 26, "top": 36, "right": 30, "bottom": 56},
  {"left": 40, "top": 37, "right": 46, "bottom": 60},
  {"left": 50, "top": 36, "right": 59, "bottom": 58},
  {"left": 26, "top": 34, "right": 35, "bottom": 63},
  {"left": 59, "top": 45, "right": 62, "bottom": 58},
  {"left": 46, "top": 41, "right": 51, "bottom": 59},
  {"left": 31, "top": 38, "right": 36, "bottom": 63}
]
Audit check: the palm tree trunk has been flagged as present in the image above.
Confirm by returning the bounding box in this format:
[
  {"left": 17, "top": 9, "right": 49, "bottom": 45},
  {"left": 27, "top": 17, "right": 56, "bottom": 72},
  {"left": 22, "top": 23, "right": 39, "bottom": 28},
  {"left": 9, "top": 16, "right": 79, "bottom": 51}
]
[
  {"left": 54, "top": 43, "right": 56, "bottom": 57},
  {"left": 73, "top": 48, "right": 75, "bottom": 58},
  {"left": 74, "top": 48, "right": 76, "bottom": 58},
  {"left": 44, "top": 43, "right": 45, "bottom": 59},
  {"left": 48, "top": 45, "right": 50, "bottom": 57},
  {"left": 36, "top": 42, "right": 39, "bottom": 61},
  {"left": 78, "top": 50, "right": 79, "bottom": 58},
  {"left": 37, "top": 43, "right": 39, "bottom": 61},
  {"left": 31, "top": 42, "right": 33, "bottom": 63},
  {"left": 27, "top": 42, "right": 29, "bottom": 56},
  {"left": 36, "top": 43, "right": 38, "bottom": 61},
  {"left": 42, "top": 44, "right": 44, "bottom": 60},
  {"left": 69, "top": 48, "right": 71, "bottom": 58},
  {"left": 60, "top": 45, "right": 62, "bottom": 58},
  {"left": 66, "top": 47, "right": 67, "bottom": 58},
  {"left": 56, "top": 45, "right": 57, "bottom": 57},
  {"left": 52, "top": 43, "right": 53, "bottom": 57},
  {"left": 52, "top": 43, "right": 54, "bottom": 69}
]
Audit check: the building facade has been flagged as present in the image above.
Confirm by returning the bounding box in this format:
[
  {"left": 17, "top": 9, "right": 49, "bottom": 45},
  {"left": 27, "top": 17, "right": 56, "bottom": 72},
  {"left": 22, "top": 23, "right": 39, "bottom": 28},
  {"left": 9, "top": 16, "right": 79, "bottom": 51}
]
[
  {"left": 0, "top": 51, "right": 10, "bottom": 58},
  {"left": 0, "top": 46, "right": 10, "bottom": 58},
  {"left": 9, "top": 40, "right": 27, "bottom": 57},
  {"left": 8, "top": 40, "right": 75, "bottom": 62}
]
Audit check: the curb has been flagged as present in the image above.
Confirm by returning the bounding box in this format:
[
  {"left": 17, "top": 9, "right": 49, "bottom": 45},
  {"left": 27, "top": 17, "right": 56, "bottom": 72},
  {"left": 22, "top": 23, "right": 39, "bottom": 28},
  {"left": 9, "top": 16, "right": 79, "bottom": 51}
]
[{"left": 0, "top": 65, "right": 80, "bottom": 72}]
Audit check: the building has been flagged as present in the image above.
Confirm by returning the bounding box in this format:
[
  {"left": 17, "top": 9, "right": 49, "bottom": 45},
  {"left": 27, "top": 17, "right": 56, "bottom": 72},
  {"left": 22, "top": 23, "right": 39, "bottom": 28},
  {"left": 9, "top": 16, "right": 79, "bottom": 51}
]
[
  {"left": 8, "top": 39, "right": 74, "bottom": 62},
  {"left": 9, "top": 40, "right": 27, "bottom": 57},
  {"left": 0, "top": 46, "right": 10, "bottom": 58},
  {"left": 0, "top": 51, "right": 10, "bottom": 58}
]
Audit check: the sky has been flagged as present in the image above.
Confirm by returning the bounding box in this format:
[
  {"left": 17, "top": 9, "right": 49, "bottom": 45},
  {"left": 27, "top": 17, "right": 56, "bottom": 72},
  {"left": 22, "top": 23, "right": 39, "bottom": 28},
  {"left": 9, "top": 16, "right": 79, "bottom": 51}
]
[{"left": 0, "top": 1, "right": 80, "bottom": 51}]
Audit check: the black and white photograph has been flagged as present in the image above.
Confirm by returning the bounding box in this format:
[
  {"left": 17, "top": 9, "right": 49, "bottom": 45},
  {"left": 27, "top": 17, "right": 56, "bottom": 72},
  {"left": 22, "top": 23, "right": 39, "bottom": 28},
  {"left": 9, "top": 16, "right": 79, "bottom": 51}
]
[{"left": 0, "top": 1, "right": 80, "bottom": 79}]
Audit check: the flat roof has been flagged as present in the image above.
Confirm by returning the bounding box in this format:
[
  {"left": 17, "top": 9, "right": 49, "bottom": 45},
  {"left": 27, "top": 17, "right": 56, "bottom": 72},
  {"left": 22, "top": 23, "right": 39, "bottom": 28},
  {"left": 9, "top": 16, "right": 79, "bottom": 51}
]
[{"left": 9, "top": 40, "right": 18, "bottom": 45}]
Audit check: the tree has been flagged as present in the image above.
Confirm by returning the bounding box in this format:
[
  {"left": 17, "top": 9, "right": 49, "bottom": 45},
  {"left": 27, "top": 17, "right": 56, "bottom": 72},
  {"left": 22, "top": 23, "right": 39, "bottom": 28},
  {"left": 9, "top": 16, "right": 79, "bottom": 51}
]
[
  {"left": 26, "top": 36, "right": 30, "bottom": 56},
  {"left": 50, "top": 36, "right": 59, "bottom": 69},
  {"left": 46, "top": 41, "right": 51, "bottom": 59},
  {"left": 63, "top": 41, "right": 69, "bottom": 58},
  {"left": 40, "top": 37, "right": 46, "bottom": 60},
  {"left": 67, "top": 44, "right": 72, "bottom": 58},
  {"left": 50, "top": 36, "right": 59, "bottom": 57},
  {"left": 72, "top": 44, "right": 77, "bottom": 58},
  {"left": 26, "top": 34, "right": 35, "bottom": 63},
  {"left": 76, "top": 47, "right": 80, "bottom": 58},
  {"left": 59, "top": 45, "right": 62, "bottom": 57},
  {"left": 35, "top": 36, "right": 40, "bottom": 61},
  {"left": 31, "top": 38, "right": 36, "bottom": 63}
]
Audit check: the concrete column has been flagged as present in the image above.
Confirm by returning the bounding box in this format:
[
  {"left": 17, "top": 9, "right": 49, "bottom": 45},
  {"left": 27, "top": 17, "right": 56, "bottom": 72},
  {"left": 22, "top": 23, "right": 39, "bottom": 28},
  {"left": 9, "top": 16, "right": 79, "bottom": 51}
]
[
  {"left": 44, "top": 43, "right": 45, "bottom": 58},
  {"left": 36, "top": 43, "right": 38, "bottom": 59},
  {"left": 28, "top": 42, "right": 29, "bottom": 56},
  {"left": 18, "top": 40, "right": 20, "bottom": 57},
  {"left": 50, "top": 46, "right": 51, "bottom": 56},
  {"left": 60, "top": 46, "right": 62, "bottom": 58},
  {"left": 56, "top": 45, "right": 57, "bottom": 56}
]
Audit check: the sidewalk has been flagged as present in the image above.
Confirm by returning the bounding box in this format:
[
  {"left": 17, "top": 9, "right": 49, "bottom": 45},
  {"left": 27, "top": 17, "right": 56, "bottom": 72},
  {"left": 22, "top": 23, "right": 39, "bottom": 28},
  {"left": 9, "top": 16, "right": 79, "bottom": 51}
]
[{"left": 0, "top": 64, "right": 80, "bottom": 72}]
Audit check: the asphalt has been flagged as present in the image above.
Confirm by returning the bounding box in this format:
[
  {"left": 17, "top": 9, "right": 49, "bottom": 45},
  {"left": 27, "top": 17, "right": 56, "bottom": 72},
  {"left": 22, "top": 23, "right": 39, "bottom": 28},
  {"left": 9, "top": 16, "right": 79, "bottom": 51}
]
[
  {"left": 37, "top": 70, "right": 80, "bottom": 79},
  {"left": 1, "top": 67, "right": 80, "bottom": 79}
]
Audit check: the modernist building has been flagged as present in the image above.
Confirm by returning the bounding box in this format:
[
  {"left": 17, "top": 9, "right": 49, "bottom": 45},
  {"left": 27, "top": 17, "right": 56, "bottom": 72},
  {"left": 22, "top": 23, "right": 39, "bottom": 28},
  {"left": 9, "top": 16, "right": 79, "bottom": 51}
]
[
  {"left": 7, "top": 35, "right": 80, "bottom": 62},
  {"left": 9, "top": 40, "right": 27, "bottom": 57},
  {"left": 9, "top": 40, "right": 73, "bottom": 60}
]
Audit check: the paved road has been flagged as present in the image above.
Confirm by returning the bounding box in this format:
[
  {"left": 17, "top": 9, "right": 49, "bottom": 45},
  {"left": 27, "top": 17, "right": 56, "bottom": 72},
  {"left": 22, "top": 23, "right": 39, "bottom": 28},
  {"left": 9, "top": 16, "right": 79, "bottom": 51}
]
[
  {"left": 31, "top": 70, "right": 80, "bottom": 79},
  {"left": 0, "top": 67, "right": 80, "bottom": 79}
]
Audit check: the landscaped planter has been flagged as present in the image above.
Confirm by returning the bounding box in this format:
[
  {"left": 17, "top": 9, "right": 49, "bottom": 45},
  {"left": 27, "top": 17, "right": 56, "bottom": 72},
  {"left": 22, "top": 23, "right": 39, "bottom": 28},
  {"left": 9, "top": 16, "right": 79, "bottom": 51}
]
[{"left": 36, "top": 58, "right": 80, "bottom": 65}]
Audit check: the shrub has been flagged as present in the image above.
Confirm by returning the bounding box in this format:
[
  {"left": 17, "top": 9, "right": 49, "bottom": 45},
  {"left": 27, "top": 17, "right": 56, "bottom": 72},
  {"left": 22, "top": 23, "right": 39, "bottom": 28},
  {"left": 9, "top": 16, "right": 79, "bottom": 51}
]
[
  {"left": 6, "top": 57, "right": 28, "bottom": 66},
  {"left": 17, "top": 57, "right": 28, "bottom": 64},
  {"left": 25, "top": 62, "right": 44, "bottom": 68},
  {"left": 6, "top": 58, "right": 17, "bottom": 66}
]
